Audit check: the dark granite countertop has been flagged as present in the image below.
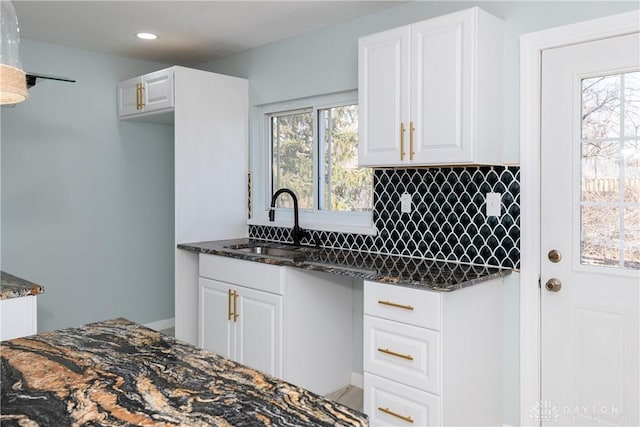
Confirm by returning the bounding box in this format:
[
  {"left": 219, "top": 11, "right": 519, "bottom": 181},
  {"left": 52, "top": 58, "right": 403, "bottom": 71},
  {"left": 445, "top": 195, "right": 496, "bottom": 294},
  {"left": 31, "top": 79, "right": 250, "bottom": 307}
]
[
  {"left": 1, "top": 318, "right": 368, "bottom": 426},
  {"left": 178, "top": 238, "right": 512, "bottom": 292},
  {"left": 0, "top": 271, "right": 45, "bottom": 300}
]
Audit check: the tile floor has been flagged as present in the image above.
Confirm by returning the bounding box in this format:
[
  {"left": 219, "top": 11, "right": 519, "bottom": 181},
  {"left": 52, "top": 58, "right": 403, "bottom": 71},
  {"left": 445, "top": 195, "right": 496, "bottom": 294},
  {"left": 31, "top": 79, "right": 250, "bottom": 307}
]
[{"left": 325, "top": 385, "right": 363, "bottom": 412}]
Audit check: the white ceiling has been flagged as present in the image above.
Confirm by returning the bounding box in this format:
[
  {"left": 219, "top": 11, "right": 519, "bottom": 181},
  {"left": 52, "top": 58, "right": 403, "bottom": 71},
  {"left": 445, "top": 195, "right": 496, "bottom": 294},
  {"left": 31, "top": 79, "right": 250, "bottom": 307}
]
[{"left": 14, "top": 1, "right": 405, "bottom": 66}]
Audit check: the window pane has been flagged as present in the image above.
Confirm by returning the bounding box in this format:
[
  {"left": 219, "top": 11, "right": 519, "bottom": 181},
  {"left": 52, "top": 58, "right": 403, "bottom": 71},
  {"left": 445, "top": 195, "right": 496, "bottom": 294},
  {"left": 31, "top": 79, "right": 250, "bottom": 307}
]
[
  {"left": 581, "top": 206, "right": 620, "bottom": 267},
  {"left": 624, "top": 71, "right": 640, "bottom": 138},
  {"left": 624, "top": 140, "right": 640, "bottom": 202},
  {"left": 581, "top": 141, "right": 620, "bottom": 203},
  {"left": 271, "top": 112, "right": 313, "bottom": 209},
  {"left": 321, "top": 105, "right": 373, "bottom": 212},
  {"left": 582, "top": 74, "right": 621, "bottom": 140},
  {"left": 624, "top": 207, "right": 640, "bottom": 269},
  {"left": 579, "top": 71, "right": 639, "bottom": 270}
]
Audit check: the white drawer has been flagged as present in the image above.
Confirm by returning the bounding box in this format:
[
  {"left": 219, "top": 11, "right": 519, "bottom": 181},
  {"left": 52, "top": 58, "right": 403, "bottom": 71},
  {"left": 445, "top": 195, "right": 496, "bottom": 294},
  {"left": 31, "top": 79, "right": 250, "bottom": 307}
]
[
  {"left": 199, "top": 254, "right": 284, "bottom": 295},
  {"left": 364, "top": 280, "right": 441, "bottom": 330},
  {"left": 364, "top": 373, "right": 440, "bottom": 427},
  {"left": 364, "top": 315, "right": 440, "bottom": 394}
]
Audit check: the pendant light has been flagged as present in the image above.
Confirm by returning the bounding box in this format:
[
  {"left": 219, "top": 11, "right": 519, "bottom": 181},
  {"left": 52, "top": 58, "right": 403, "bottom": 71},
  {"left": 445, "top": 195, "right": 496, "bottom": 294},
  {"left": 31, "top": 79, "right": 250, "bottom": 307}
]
[{"left": 0, "top": 0, "right": 27, "bottom": 105}]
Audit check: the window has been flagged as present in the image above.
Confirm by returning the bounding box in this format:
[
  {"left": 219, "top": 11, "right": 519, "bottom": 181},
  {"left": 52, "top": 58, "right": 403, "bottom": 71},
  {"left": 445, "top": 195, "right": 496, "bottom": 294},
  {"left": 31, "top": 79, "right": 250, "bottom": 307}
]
[
  {"left": 580, "top": 71, "right": 639, "bottom": 269},
  {"left": 251, "top": 91, "right": 374, "bottom": 233}
]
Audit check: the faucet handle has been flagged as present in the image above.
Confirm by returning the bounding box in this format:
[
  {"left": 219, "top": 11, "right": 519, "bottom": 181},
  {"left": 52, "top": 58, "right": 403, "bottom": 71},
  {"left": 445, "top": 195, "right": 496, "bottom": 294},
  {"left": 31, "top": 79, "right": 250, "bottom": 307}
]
[{"left": 268, "top": 209, "right": 275, "bottom": 222}]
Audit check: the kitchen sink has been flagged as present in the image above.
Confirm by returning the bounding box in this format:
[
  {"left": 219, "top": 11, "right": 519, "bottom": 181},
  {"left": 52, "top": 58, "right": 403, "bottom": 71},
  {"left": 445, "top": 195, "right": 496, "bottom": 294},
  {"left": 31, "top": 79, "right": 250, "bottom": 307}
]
[{"left": 224, "top": 242, "right": 318, "bottom": 260}]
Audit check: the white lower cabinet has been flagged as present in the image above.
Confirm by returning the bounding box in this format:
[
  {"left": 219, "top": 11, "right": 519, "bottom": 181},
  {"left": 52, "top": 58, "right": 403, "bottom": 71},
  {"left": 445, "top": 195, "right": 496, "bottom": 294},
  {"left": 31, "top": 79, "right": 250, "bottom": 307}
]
[
  {"left": 198, "top": 254, "right": 353, "bottom": 396},
  {"left": 363, "top": 278, "right": 505, "bottom": 426},
  {"left": 0, "top": 296, "right": 38, "bottom": 341},
  {"left": 199, "top": 278, "right": 282, "bottom": 376}
]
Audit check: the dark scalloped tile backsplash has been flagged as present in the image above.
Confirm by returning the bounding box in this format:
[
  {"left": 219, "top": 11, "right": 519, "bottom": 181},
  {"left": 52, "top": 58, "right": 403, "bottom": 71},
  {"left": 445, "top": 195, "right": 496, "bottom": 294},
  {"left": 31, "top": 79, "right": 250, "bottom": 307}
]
[{"left": 250, "top": 166, "right": 520, "bottom": 269}]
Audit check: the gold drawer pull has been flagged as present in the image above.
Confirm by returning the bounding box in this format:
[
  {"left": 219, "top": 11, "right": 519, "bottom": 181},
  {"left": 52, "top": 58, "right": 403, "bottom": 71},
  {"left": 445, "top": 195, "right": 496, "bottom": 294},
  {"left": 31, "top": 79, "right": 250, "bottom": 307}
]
[
  {"left": 378, "top": 300, "right": 414, "bottom": 311},
  {"left": 378, "top": 407, "right": 414, "bottom": 424},
  {"left": 378, "top": 347, "right": 414, "bottom": 361},
  {"left": 228, "top": 289, "right": 233, "bottom": 321}
]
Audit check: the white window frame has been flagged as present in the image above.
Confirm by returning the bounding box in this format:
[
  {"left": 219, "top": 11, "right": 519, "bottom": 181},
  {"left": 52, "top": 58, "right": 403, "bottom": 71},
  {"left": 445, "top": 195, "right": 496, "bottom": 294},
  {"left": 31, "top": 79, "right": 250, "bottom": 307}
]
[{"left": 248, "top": 90, "right": 376, "bottom": 235}]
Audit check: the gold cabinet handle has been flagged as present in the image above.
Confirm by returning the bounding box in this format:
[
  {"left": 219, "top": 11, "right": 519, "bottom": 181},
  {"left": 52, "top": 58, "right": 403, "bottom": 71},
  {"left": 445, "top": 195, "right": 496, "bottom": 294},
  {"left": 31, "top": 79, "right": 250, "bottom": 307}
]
[
  {"left": 377, "top": 347, "right": 414, "bottom": 361},
  {"left": 409, "top": 121, "right": 415, "bottom": 160},
  {"left": 378, "top": 407, "right": 414, "bottom": 424},
  {"left": 400, "top": 122, "right": 406, "bottom": 161},
  {"left": 378, "top": 300, "right": 414, "bottom": 311},
  {"left": 228, "top": 289, "right": 233, "bottom": 321},
  {"left": 233, "top": 290, "right": 239, "bottom": 322},
  {"left": 139, "top": 84, "right": 145, "bottom": 109},
  {"left": 136, "top": 83, "right": 141, "bottom": 110}
]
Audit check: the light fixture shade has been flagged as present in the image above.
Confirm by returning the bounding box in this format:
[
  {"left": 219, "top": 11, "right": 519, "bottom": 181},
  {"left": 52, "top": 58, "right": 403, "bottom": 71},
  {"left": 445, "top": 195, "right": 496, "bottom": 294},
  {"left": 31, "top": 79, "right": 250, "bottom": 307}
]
[{"left": 0, "top": 0, "right": 26, "bottom": 105}]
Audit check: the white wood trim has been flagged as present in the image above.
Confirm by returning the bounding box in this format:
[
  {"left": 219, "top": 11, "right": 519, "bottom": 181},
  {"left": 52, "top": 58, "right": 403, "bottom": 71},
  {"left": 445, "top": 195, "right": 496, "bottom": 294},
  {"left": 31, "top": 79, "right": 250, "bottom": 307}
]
[
  {"left": 519, "top": 10, "right": 640, "bottom": 427},
  {"left": 351, "top": 372, "right": 364, "bottom": 389},
  {"left": 144, "top": 317, "right": 175, "bottom": 332}
]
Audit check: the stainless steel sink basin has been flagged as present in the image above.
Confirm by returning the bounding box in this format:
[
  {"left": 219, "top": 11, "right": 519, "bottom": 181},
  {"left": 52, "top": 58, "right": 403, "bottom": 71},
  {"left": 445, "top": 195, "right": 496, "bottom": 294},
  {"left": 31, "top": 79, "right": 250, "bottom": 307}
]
[{"left": 224, "top": 242, "right": 318, "bottom": 260}]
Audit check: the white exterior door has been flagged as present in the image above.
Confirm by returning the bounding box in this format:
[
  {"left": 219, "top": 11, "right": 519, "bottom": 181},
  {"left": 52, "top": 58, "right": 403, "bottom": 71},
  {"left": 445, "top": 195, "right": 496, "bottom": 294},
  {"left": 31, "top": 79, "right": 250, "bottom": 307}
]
[{"left": 540, "top": 33, "right": 639, "bottom": 426}]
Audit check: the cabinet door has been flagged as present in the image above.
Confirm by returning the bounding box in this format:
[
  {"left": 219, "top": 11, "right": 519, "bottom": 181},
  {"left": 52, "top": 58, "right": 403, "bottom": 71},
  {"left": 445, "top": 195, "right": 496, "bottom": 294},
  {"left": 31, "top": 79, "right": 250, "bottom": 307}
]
[
  {"left": 358, "top": 26, "right": 410, "bottom": 166},
  {"left": 117, "top": 76, "right": 142, "bottom": 117},
  {"left": 199, "top": 278, "right": 234, "bottom": 360},
  {"left": 234, "top": 286, "right": 282, "bottom": 377},
  {"left": 143, "top": 68, "right": 174, "bottom": 113},
  {"left": 0, "top": 296, "right": 37, "bottom": 341},
  {"left": 365, "top": 373, "right": 440, "bottom": 426},
  {"left": 410, "top": 10, "right": 473, "bottom": 164}
]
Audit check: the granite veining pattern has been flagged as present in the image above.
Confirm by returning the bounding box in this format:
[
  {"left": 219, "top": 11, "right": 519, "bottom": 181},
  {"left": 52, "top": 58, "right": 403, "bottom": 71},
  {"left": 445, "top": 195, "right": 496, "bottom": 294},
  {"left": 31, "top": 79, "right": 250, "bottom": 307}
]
[
  {"left": 178, "top": 238, "right": 511, "bottom": 292},
  {"left": 1, "top": 318, "right": 368, "bottom": 426},
  {"left": 0, "top": 271, "right": 45, "bottom": 300}
]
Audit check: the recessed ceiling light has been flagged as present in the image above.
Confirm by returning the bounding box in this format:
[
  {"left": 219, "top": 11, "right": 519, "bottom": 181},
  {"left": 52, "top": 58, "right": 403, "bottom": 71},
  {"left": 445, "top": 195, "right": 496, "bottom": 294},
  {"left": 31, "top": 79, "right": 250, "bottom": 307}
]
[{"left": 136, "top": 33, "right": 158, "bottom": 40}]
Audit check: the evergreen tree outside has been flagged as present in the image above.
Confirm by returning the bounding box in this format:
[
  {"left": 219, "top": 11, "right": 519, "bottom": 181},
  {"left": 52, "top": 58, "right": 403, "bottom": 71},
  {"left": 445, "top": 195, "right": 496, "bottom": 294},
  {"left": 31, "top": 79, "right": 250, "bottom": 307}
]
[{"left": 271, "top": 104, "right": 373, "bottom": 213}]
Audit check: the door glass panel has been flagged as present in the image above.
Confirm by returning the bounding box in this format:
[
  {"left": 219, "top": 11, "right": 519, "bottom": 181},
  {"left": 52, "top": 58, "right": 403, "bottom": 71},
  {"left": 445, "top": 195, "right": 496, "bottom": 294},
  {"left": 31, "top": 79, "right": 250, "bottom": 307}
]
[
  {"left": 581, "top": 206, "right": 620, "bottom": 267},
  {"left": 580, "top": 71, "right": 639, "bottom": 269},
  {"left": 624, "top": 207, "right": 640, "bottom": 269},
  {"left": 582, "top": 74, "right": 621, "bottom": 140}
]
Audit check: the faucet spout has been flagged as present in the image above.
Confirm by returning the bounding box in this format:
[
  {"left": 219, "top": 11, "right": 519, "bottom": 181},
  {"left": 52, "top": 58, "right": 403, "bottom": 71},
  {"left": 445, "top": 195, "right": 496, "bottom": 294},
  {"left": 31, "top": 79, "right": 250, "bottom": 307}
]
[{"left": 269, "top": 188, "right": 309, "bottom": 246}]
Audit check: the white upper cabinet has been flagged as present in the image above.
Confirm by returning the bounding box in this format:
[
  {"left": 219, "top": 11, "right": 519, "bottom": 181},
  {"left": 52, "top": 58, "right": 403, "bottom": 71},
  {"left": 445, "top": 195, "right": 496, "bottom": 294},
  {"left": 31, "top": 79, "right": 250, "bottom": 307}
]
[
  {"left": 358, "top": 7, "right": 504, "bottom": 166},
  {"left": 117, "top": 67, "right": 174, "bottom": 119}
]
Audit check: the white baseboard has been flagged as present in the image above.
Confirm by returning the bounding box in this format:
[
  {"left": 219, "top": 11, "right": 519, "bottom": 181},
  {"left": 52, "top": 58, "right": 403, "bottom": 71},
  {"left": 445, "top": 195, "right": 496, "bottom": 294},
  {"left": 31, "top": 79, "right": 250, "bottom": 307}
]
[
  {"left": 351, "top": 372, "right": 364, "bottom": 388},
  {"left": 144, "top": 317, "right": 175, "bottom": 331}
]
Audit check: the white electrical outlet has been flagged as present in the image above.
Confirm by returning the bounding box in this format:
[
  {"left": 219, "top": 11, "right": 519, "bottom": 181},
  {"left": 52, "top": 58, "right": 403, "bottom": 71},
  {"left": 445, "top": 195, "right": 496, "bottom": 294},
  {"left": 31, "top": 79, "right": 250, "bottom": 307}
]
[
  {"left": 486, "top": 192, "right": 502, "bottom": 217},
  {"left": 400, "top": 192, "right": 412, "bottom": 213}
]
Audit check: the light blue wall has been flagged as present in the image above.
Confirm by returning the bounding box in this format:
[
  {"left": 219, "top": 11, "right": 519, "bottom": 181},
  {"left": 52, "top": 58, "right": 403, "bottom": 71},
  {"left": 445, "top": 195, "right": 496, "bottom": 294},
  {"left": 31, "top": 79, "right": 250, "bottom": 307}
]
[
  {"left": 198, "top": 0, "right": 639, "bottom": 163},
  {"left": 1, "top": 39, "right": 174, "bottom": 332}
]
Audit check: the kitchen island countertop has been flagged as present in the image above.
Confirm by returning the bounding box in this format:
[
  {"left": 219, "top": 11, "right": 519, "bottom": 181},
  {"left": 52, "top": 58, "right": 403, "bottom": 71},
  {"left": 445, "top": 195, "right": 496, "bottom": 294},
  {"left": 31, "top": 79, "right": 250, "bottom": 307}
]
[
  {"left": 0, "top": 271, "right": 45, "bottom": 300},
  {"left": 178, "top": 238, "right": 512, "bottom": 292},
  {"left": 0, "top": 318, "right": 368, "bottom": 426}
]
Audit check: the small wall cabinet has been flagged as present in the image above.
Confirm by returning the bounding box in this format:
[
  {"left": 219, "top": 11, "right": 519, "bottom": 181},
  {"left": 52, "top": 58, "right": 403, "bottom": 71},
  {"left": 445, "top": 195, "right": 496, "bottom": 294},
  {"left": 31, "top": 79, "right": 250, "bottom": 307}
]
[
  {"left": 198, "top": 254, "right": 354, "bottom": 396},
  {"left": 0, "top": 296, "right": 38, "bottom": 341},
  {"left": 358, "top": 7, "right": 504, "bottom": 166},
  {"left": 117, "top": 67, "right": 174, "bottom": 119},
  {"left": 363, "top": 278, "right": 504, "bottom": 426}
]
